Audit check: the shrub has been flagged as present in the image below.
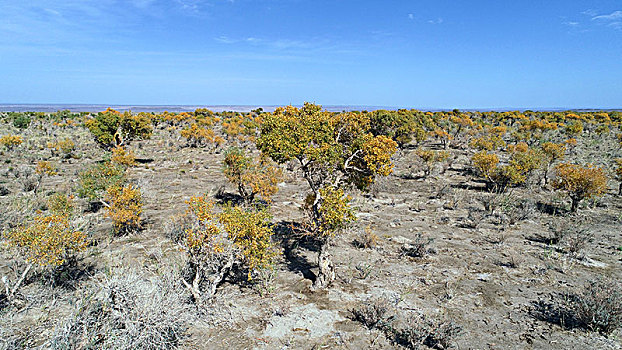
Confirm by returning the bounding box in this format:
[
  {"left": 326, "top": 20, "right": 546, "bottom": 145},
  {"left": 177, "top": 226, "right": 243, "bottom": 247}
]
[
  {"left": 50, "top": 271, "right": 192, "bottom": 350},
  {"left": 77, "top": 161, "right": 126, "bottom": 201},
  {"left": 12, "top": 114, "right": 31, "bottom": 129},
  {"left": 552, "top": 163, "right": 608, "bottom": 212},
  {"left": 218, "top": 205, "right": 278, "bottom": 280},
  {"left": 471, "top": 151, "right": 499, "bottom": 184},
  {"left": 415, "top": 149, "right": 450, "bottom": 176},
  {"left": 85, "top": 108, "right": 152, "bottom": 149},
  {"left": 180, "top": 123, "right": 224, "bottom": 148},
  {"left": 469, "top": 134, "right": 505, "bottom": 151},
  {"left": 0, "top": 134, "right": 23, "bottom": 150},
  {"left": 111, "top": 145, "right": 137, "bottom": 167},
  {"left": 4, "top": 214, "right": 87, "bottom": 268},
  {"left": 48, "top": 193, "right": 75, "bottom": 217},
  {"left": 395, "top": 314, "right": 461, "bottom": 350},
  {"left": 541, "top": 142, "right": 566, "bottom": 185},
  {"left": 572, "top": 279, "right": 622, "bottom": 335},
  {"left": 351, "top": 298, "right": 391, "bottom": 329},
  {"left": 401, "top": 233, "right": 433, "bottom": 258},
  {"left": 47, "top": 138, "right": 76, "bottom": 158},
  {"left": 565, "top": 120, "right": 584, "bottom": 137},
  {"left": 3, "top": 213, "right": 87, "bottom": 299},
  {"left": 368, "top": 110, "right": 417, "bottom": 146},
  {"left": 614, "top": 158, "right": 622, "bottom": 195},
  {"left": 35, "top": 160, "right": 57, "bottom": 176},
  {"left": 104, "top": 184, "right": 143, "bottom": 235},
  {"left": 222, "top": 147, "right": 283, "bottom": 204},
  {"left": 256, "top": 103, "right": 397, "bottom": 288},
  {"left": 502, "top": 144, "right": 543, "bottom": 186},
  {"left": 177, "top": 196, "right": 277, "bottom": 300}
]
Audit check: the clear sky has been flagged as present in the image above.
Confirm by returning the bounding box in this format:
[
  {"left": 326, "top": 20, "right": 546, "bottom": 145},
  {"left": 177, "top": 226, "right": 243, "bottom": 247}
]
[{"left": 0, "top": 1, "right": 621, "bottom": 109}]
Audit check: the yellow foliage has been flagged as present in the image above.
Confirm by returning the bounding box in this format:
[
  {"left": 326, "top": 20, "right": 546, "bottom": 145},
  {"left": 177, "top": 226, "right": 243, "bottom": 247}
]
[
  {"left": 47, "top": 138, "right": 75, "bottom": 157},
  {"left": 219, "top": 206, "right": 277, "bottom": 279},
  {"left": 362, "top": 135, "right": 397, "bottom": 176},
  {"left": 182, "top": 196, "right": 277, "bottom": 279},
  {"left": 315, "top": 186, "right": 355, "bottom": 237},
  {"left": 4, "top": 214, "right": 87, "bottom": 267},
  {"left": 552, "top": 163, "right": 608, "bottom": 211},
  {"left": 471, "top": 151, "right": 499, "bottom": 181},
  {"left": 111, "top": 146, "right": 137, "bottom": 167},
  {"left": 180, "top": 123, "right": 224, "bottom": 147},
  {"left": 1, "top": 134, "right": 23, "bottom": 150},
  {"left": 36, "top": 160, "right": 57, "bottom": 176},
  {"left": 223, "top": 148, "right": 283, "bottom": 203},
  {"left": 105, "top": 184, "right": 143, "bottom": 234}
]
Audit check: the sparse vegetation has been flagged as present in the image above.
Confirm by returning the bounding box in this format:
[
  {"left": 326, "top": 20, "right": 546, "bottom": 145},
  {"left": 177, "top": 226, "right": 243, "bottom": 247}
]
[{"left": 0, "top": 106, "right": 620, "bottom": 348}]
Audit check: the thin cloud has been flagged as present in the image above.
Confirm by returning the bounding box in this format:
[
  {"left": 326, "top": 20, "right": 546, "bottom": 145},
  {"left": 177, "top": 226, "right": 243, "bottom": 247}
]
[
  {"left": 408, "top": 13, "right": 414, "bottom": 20},
  {"left": 592, "top": 10, "right": 622, "bottom": 21},
  {"left": 428, "top": 18, "right": 443, "bottom": 24}
]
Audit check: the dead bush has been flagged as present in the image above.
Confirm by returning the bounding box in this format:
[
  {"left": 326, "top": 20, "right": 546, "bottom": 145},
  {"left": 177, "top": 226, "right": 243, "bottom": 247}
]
[
  {"left": 351, "top": 298, "right": 391, "bottom": 329},
  {"left": 531, "top": 279, "right": 622, "bottom": 336},
  {"left": 353, "top": 225, "right": 379, "bottom": 249},
  {"left": 572, "top": 279, "right": 622, "bottom": 335},
  {"left": 49, "top": 271, "right": 194, "bottom": 350},
  {"left": 351, "top": 298, "right": 461, "bottom": 350},
  {"left": 394, "top": 314, "right": 461, "bottom": 350},
  {"left": 401, "top": 233, "right": 433, "bottom": 258}
]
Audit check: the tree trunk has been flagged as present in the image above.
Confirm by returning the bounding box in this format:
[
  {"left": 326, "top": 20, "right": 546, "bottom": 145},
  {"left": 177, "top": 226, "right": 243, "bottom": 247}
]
[
  {"left": 313, "top": 241, "right": 335, "bottom": 289},
  {"left": 618, "top": 182, "right": 622, "bottom": 196},
  {"left": 182, "top": 252, "right": 235, "bottom": 302}
]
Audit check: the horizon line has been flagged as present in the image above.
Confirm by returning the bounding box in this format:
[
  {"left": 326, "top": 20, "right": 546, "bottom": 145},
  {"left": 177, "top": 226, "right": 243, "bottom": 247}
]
[{"left": 0, "top": 103, "right": 620, "bottom": 113}]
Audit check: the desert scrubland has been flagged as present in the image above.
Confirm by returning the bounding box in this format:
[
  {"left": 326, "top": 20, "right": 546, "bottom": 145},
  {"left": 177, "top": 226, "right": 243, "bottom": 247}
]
[{"left": 0, "top": 105, "right": 621, "bottom": 349}]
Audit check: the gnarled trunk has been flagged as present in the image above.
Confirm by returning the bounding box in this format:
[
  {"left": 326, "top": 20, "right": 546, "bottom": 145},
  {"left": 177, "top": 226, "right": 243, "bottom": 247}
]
[
  {"left": 182, "top": 251, "right": 235, "bottom": 302},
  {"left": 313, "top": 241, "right": 335, "bottom": 289}
]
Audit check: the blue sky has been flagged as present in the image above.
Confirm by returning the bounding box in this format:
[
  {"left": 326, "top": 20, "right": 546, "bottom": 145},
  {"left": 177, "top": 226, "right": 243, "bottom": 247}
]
[{"left": 0, "top": 0, "right": 621, "bottom": 108}]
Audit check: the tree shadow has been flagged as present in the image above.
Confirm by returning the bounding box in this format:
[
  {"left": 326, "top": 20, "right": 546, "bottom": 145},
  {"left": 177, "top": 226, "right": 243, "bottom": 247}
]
[
  {"left": 529, "top": 296, "right": 582, "bottom": 330},
  {"left": 536, "top": 201, "right": 565, "bottom": 216},
  {"left": 449, "top": 182, "right": 488, "bottom": 192},
  {"left": 398, "top": 173, "right": 425, "bottom": 180},
  {"left": 36, "top": 257, "right": 97, "bottom": 291},
  {"left": 214, "top": 190, "right": 245, "bottom": 206},
  {"left": 273, "top": 221, "right": 320, "bottom": 283}
]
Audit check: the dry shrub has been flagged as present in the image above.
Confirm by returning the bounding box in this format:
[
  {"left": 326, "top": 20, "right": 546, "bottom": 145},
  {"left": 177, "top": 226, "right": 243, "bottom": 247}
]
[
  {"left": 532, "top": 279, "right": 622, "bottom": 336},
  {"left": 351, "top": 298, "right": 391, "bottom": 329},
  {"left": 572, "top": 279, "right": 622, "bottom": 335},
  {"left": 395, "top": 314, "right": 461, "bottom": 350},
  {"left": 49, "top": 271, "right": 194, "bottom": 350},
  {"left": 401, "top": 233, "right": 433, "bottom": 258},
  {"left": 353, "top": 225, "right": 379, "bottom": 249},
  {"left": 351, "top": 298, "right": 461, "bottom": 350}
]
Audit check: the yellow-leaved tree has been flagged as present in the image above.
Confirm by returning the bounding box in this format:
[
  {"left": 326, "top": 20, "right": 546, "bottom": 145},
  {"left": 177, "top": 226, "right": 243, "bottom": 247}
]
[
  {"left": 256, "top": 103, "right": 397, "bottom": 288},
  {"left": 552, "top": 163, "right": 608, "bottom": 212}
]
